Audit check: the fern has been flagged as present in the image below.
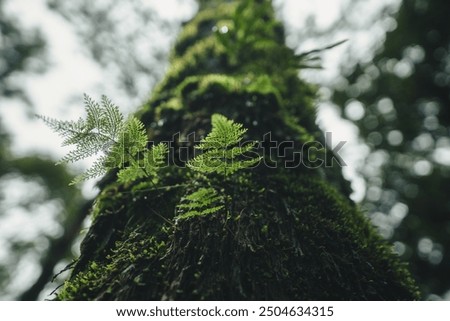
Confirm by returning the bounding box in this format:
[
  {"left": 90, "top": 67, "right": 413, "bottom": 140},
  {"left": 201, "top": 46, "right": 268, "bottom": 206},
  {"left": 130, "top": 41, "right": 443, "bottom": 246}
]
[
  {"left": 177, "top": 114, "right": 260, "bottom": 219},
  {"left": 42, "top": 97, "right": 258, "bottom": 220},
  {"left": 116, "top": 142, "right": 168, "bottom": 184},
  {"left": 38, "top": 94, "right": 166, "bottom": 185},
  {"left": 176, "top": 187, "right": 224, "bottom": 219},
  {"left": 188, "top": 114, "right": 261, "bottom": 176}
]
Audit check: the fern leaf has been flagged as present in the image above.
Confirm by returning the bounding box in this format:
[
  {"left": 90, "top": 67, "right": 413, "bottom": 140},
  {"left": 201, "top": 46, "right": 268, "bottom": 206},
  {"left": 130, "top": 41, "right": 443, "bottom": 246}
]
[
  {"left": 70, "top": 155, "right": 108, "bottom": 185},
  {"left": 121, "top": 117, "right": 148, "bottom": 156},
  {"left": 197, "top": 114, "right": 246, "bottom": 150},
  {"left": 116, "top": 161, "right": 146, "bottom": 183},
  {"left": 84, "top": 93, "right": 103, "bottom": 130},
  {"left": 37, "top": 115, "right": 87, "bottom": 147},
  {"left": 100, "top": 95, "right": 124, "bottom": 138},
  {"left": 188, "top": 114, "right": 260, "bottom": 176},
  {"left": 144, "top": 143, "right": 168, "bottom": 175},
  {"left": 116, "top": 143, "right": 168, "bottom": 184},
  {"left": 176, "top": 187, "right": 224, "bottom": 219},
  {"left": 38, "top": 94, "right": 163, "bottom": 185}
]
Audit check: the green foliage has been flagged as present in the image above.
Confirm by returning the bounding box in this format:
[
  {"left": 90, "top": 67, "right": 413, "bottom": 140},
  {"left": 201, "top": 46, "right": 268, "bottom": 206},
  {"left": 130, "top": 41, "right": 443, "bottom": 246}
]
[
  {"left": 41, "top": 99, "right": 256, "bottom": 221},
  {"left": 116, "top": 142, "right": 167, "bottom": 184},
  {"left": 177, "top": 114, "right": 260, "bottom": 220},
  {"left": 332, "top": 0, "right": 450, "bottom": 297},
  {"left": 188, "top": 114, "right": 261, "bottom": 176},
  {"left": 176, "top": 187, "right": 224, "bottom": 219},
  {"left": 0, "top": 0, "right": 46, "bottom": 100},
  {"left": 214, "top": 0, "right": 280, "bottom": 66},
  {"left": 213, "top": 0, "right": 345, "bottom": 71},
  {"left": 57, "top": 231, "right": 166, "bottom": 300},
  {"left": 39, "top": 94, "right": 167, "bottom": 185}
]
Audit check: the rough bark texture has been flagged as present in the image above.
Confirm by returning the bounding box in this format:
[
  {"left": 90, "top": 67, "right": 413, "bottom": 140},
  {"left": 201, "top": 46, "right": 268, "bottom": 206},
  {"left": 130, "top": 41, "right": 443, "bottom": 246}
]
[{"left": 57, "top": 0, "right": 419, "bottom": 300}]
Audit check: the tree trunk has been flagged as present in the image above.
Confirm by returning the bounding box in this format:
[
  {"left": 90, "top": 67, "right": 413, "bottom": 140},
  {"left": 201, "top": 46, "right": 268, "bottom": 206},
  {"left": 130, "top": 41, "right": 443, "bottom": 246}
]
[{"left": 56, "top": 0, "right": 419, "bottom": 300}]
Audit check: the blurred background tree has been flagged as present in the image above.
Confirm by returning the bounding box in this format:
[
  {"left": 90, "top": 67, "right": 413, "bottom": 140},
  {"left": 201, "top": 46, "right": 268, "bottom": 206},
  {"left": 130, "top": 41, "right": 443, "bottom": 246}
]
[
  {"left": 0, "top": 0, "right": 45, "bottom": 102},
  {"left": 45, "top": 0, "right": 195, "bottom": 108},
  {"left": 0, "top": 0, "right": 86, "bottom": 300},
  {"left": 332, "top": 0, "right": 450, "bottom": 298}
]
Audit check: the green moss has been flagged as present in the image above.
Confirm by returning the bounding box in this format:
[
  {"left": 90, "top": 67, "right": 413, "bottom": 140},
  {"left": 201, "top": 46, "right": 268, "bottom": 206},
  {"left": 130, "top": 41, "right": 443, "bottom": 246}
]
[
  {"left": 90, "top": 183, "right": 124, "bottom": 220},
  {"left": 57, "top": 262, "right": 106, "bottom": 300},
  {"left": 57, "top": 229, "right": 169, "bottom": 300},
  {"left": 122, "top": 157, "right": 417, "bottom": 300},
  {"left": 174, "top": 4, "right": 236, "bottom": 57},
  {"left": 156, "top": 36, "right": 228, "bottom": 97},
  {"left": 176, "top": 74, "right": 282, "bottom": 112},
  {"left": 59, "top": 167, "right": 419, "bottom": 300}
]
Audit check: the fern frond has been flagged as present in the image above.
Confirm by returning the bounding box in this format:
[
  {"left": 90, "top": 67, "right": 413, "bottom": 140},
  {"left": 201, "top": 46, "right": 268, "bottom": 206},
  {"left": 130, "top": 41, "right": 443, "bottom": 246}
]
[
  {"left": 116, "top": 143, "right": 168, "bottom": 184},
  {"left": 197, "top": 114, "right": 246, "bottom": 150},
  {"left": 177, "top": 114, "right": 260, "bottom": 220},
  {"left": 38, "top": 94, "right": 168, "bottom": 185},
  {"left": 84, "top": 93, "right": 103, "bottom": 130},
  {"left": 144, "top": 143, "right": 168, "bottom": 174},
  {"left": 37, "top": 115, "right": 87, "bottom": 147},
  {"left": 100, "top": 95, "right": 124, "bottom": 137},
  {"left": 70, "top": 155, "right": 108, "bottom": 185},
  {"left": 188, "top": 114, "right": 260, "bottom": 176},
  {"left": 176, "top": 187, "right": 224, "bottom": 219},
  {"left": 124, "top": 117, "right": 148, "bottom": 154},
  {"left": 116, "top": 161, "right": 146, "bottom": 183}
]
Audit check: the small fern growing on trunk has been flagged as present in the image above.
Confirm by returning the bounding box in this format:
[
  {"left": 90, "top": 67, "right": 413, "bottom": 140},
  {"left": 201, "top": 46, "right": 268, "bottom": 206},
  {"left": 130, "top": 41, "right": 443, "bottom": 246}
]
[
  {"left": 40, "top": 97, "right": 260, "bottom": 220},
  {"left": 176, "top": 187, "right": 224, "bottom": 219},
  {"left": 38, "top": 94, "right": 167, "bottom": 185},
  {"left": 177, "top": 113, "right": 261, "bottom": 219},
  {"left": 187, "top": 114, "right": 260, "bottom": 176},
  {"left": 39, "top": 96, "right": 259, "bottom": 220}
]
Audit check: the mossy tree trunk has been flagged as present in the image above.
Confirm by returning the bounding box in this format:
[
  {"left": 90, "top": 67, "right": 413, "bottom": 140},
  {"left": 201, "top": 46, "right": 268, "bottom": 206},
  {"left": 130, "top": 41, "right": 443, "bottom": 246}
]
[{"left": 57, "top": 0, "right": 419, "bottom": 300}]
